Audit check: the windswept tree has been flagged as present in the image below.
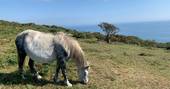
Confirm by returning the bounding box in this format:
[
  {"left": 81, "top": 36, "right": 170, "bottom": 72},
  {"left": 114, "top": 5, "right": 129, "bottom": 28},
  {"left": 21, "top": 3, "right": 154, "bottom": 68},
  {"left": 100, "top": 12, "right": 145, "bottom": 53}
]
[{"left": 98, "top": 22, "right": 119, "bottom": 43}]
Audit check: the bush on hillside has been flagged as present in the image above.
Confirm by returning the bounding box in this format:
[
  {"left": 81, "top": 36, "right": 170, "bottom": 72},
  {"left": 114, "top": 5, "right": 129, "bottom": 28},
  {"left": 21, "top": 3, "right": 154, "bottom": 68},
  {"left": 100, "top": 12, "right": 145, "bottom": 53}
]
[
  {"left": 111, "top": 35, "right": 157, "bottom": 47},
  {"left": 0, "top": 20, "right": 169, "bottom": 48}
]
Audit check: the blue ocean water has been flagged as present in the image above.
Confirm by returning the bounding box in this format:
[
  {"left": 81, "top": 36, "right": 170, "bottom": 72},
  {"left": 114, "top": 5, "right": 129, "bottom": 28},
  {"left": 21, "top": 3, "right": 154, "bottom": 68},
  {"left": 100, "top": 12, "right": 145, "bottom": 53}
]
[{"left": 67, "top": 21, "right": 170, "bottom": 42}]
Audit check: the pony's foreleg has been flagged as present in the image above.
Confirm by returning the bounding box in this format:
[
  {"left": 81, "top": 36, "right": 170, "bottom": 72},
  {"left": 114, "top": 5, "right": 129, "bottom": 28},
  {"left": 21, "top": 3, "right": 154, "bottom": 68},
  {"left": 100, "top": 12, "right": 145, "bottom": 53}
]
[
  {"left": 53, "top": 62, "right": 61, "bottom": 83},
  {"left": 28, "top": 58, "right": 42, "bottom": 80},
  {"left": 59, "top": 58, "right": 72, "bottom": 87}
]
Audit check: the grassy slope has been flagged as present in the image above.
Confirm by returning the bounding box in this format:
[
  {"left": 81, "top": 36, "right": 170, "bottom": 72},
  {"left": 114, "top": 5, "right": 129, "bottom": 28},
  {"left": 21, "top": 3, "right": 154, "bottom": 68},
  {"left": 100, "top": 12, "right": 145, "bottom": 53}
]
[{"left": 1, "top": 25, "right": 170, "bottom": 89}]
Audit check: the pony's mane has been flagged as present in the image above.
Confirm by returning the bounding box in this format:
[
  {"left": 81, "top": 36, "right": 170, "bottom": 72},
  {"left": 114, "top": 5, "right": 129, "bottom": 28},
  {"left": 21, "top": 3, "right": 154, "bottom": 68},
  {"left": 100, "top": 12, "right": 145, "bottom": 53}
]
[{"left": 54, "top": 32, "right": 89, "bottom": 69}]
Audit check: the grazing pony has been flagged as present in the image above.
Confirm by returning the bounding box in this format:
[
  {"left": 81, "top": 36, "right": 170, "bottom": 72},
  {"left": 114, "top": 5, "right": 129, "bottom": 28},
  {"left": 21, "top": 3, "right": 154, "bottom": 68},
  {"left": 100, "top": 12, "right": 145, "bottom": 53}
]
[{"left": 15, "top": 30, "right": 89, "bottom": 86}]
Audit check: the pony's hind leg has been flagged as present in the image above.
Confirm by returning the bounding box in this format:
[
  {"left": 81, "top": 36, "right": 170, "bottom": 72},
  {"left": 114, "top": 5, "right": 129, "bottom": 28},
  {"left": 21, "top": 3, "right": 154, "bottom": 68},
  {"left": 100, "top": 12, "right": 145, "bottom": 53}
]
[
  {"left": 28, "top": 58, "right": 42, "bottom": 80},
  {"left": 17, "top": 49, "right": 26, "bottom": 79},
  {"left": 16, "top": 36, "right": 27, "bottom": 79}
]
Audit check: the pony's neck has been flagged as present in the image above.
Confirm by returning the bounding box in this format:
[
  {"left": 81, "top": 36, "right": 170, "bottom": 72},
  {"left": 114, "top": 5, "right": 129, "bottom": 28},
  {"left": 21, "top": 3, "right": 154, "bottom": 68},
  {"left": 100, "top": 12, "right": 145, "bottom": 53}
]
[
  {"left": 60, "top": 34, "right": 88, "bottom": 69},
  {"left": 75, "top": 52, "right": 88, "bottom": 69}
]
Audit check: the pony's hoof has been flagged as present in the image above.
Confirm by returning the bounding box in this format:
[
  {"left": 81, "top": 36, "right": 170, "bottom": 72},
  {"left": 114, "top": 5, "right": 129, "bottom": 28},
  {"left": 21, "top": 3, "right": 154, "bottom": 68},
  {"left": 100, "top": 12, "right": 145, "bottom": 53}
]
[
  {"left": 67, "top": 82, "right": 72, "bottom": 87},
  {"left": 53, "top": 77, "right": 60, "bottom": 83},
  {"left": 37, "top": 75, "right": 42, "bottom": 80},
  {"left": 32, "top": 73, "right": 42, "bottom": 80},
  {"left": 64, "top": 80, "right": 72, "bottom": 87},
  {"left": 21, "top": 75, "right": 26, "bottom": 80},
  {"left": 33, "top": 75, "right": 42, "bottom": 82}
]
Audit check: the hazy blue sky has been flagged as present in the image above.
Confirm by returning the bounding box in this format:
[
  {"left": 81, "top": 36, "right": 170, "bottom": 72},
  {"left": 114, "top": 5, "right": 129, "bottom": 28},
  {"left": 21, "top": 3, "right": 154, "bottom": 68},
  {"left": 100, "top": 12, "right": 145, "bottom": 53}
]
[{"left": 0, "top": 0, "right": 170, "bottom": 26}]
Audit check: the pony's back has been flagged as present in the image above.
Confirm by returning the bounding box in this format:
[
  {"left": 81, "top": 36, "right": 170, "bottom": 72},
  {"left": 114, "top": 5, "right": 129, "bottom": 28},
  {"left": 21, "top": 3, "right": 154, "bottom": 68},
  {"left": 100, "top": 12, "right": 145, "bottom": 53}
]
[{"left": 16, "top": 30, "right": 56, "bottom": 63}]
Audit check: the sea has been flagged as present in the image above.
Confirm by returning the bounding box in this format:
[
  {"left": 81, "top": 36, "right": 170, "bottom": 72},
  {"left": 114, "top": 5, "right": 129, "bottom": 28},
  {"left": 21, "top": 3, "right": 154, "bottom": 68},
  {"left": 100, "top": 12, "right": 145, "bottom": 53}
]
[{"left": 67, "top": 21, "right": 170, "bottom": 43}]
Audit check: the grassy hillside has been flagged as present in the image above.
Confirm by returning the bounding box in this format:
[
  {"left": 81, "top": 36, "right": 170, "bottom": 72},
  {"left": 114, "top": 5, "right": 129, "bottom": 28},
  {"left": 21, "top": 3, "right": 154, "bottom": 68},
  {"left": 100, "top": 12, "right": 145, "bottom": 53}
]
[{"left": 1, "top": 21, "right": 170, "bottom": 89}]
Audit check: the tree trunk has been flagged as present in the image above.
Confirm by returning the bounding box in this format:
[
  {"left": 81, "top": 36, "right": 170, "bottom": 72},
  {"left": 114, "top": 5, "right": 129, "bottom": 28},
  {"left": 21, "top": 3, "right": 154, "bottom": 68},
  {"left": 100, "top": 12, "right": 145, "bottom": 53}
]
[{"left": 106, "top": 34, "right": 111, "bottom": 43}]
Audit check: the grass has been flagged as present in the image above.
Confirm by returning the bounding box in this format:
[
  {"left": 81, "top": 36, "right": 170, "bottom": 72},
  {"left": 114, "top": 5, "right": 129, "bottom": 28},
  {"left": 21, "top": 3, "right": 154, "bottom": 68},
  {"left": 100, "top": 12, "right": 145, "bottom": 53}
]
[{"left": 1, "top": 28, "right": 170, "bottom": 89}]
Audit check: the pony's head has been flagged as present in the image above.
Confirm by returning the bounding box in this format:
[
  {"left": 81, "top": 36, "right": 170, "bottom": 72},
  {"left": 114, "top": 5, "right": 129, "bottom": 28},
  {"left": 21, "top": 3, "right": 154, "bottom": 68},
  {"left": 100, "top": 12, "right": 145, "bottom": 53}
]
[{"left": 78, "top": 65, "right": 89, "bottom": 84}]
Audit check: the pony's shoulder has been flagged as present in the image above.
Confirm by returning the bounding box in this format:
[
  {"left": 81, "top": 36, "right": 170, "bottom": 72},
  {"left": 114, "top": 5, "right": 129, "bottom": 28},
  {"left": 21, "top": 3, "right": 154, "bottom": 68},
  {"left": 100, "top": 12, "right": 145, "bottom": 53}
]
[
  {"left": 56, "top": 32, "right": 74, "bottom": 37},
  {"left": 22, "top": 29, "right": 37, "bottom": 33},
  {"left": 56, "top": 32, "right": 66, "bottom": 35}
]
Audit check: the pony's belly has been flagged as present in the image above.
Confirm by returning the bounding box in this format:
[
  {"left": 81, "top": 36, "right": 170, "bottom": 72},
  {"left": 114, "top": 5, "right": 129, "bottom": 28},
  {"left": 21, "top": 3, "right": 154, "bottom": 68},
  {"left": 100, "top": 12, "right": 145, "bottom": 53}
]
[
  {"left": 25, "top": 44, "right": 57, "bottom": 63},
  {"left": 30, "top": 56, "right": 55, "bottom": 63},
  {"left": 27, "top": 51, "right": 56, "bottom": 63}
]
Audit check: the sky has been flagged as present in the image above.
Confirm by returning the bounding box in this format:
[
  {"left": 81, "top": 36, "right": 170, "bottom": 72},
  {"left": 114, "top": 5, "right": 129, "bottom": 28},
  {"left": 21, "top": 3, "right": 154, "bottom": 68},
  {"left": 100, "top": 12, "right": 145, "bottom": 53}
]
[{"left": 0, "top": 0, "right": 170, "bottom": 26}]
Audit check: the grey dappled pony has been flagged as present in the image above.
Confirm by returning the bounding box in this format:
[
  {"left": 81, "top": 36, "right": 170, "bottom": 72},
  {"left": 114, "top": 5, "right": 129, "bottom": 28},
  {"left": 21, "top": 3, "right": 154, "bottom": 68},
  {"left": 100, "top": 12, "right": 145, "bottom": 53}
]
[{"left": 15, "top": 30, "right": 89, "bottom": 86}]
